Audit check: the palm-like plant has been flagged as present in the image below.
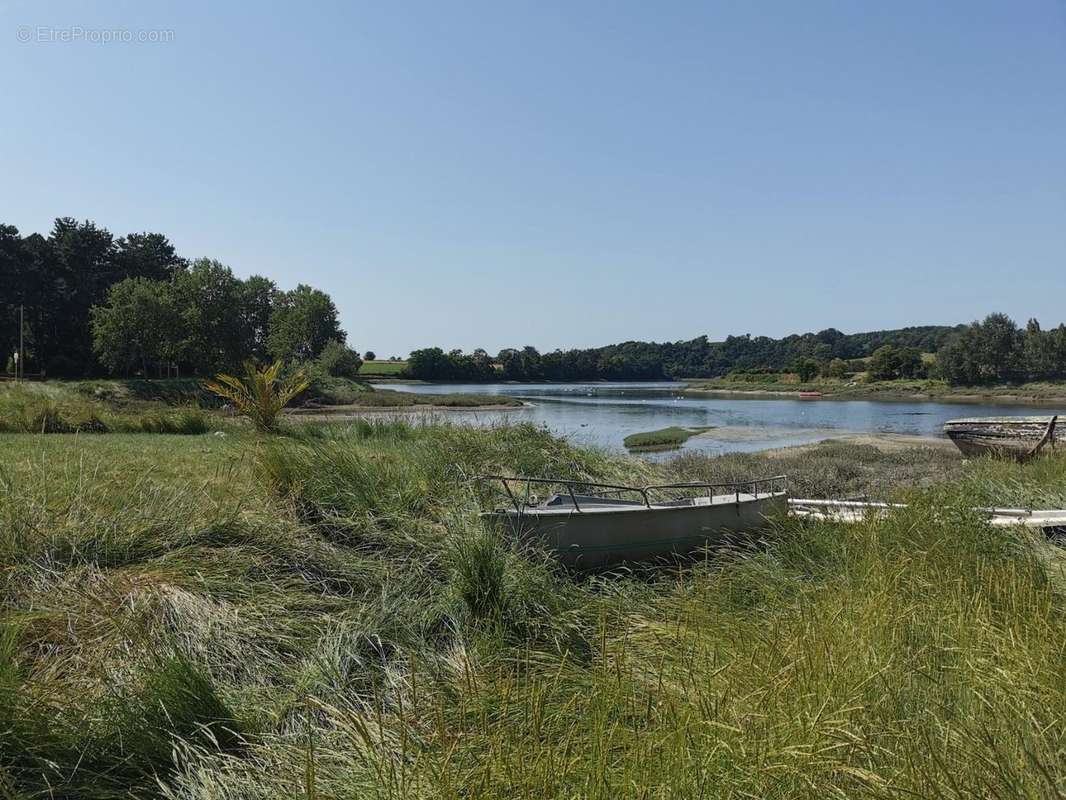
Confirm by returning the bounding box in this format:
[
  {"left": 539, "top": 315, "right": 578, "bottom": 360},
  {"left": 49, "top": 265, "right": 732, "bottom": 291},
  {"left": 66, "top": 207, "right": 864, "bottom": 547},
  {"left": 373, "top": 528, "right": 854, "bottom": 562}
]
[{"left": 203, "top": 360, "right": 309, "bottom": 433}]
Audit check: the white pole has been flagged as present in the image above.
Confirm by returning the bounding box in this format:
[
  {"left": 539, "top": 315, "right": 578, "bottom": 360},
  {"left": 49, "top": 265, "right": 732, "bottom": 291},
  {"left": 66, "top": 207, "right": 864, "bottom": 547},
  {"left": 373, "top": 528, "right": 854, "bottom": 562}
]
[{"left": 19, "top": 305, "right": 24, "bottom": 382}]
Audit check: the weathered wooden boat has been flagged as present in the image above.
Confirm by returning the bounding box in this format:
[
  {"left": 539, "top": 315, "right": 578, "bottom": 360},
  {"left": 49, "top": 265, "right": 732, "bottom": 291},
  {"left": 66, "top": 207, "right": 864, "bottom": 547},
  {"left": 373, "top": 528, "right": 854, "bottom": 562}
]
[
  {"left": 942, "top": 415, "right": 1060, "bottom": 459},
  {"left": 476, "top": 475, "right": 788, "bottom": 569}
]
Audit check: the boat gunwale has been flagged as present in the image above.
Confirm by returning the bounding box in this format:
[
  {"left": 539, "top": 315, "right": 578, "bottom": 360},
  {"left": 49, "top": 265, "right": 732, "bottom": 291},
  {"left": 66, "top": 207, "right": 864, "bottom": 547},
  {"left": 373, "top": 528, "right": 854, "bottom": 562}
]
[
  {"left": 481, "top": 490, "right": 787, "bottom": 518},
  {"left": 943, "top": 416, "right": 1056, "bottom": 426},
  {"left": 473, "top": 473, "right": 789, "bottom": 515}
]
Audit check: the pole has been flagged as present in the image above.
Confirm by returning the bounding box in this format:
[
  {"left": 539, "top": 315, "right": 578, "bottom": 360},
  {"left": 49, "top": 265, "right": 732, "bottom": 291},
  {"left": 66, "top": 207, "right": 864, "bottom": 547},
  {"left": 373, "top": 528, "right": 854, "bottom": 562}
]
[{"left": 18, "top": 305, "right": 24, "bottom": 383}]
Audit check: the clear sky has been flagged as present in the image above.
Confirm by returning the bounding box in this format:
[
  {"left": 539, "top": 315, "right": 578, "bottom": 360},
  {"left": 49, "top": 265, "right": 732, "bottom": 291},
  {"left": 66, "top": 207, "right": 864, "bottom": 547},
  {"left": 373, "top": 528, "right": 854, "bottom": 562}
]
[{"left": 3, "top": 1, "right": 1065, "bottom": 357}]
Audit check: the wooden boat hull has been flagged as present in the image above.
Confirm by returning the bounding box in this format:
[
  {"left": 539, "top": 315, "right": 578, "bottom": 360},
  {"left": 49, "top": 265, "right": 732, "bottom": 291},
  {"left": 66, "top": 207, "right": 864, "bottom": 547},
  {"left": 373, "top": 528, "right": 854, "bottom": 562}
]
[
  {"left": 482, "top": 493, "right": 787, "bottom": 569},
  {"left": 943, "top": 416, "right": 1060, "bottom": 459}
]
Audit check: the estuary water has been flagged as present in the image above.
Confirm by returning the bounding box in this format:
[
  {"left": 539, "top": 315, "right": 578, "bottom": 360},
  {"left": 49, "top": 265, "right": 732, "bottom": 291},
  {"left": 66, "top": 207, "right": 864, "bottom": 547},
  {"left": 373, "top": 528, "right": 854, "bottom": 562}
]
[{"left": 386, "top": 382, "right": 1066, "bottom": 457}]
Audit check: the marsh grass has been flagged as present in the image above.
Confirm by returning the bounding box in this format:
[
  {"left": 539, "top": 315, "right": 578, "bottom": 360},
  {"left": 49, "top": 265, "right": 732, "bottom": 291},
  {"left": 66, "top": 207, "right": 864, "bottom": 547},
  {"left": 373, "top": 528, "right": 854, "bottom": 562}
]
[
  {"left": 671, "top": 439, "right": 966, "bottom": 499},
  {"left": 0, "top": 384, "right": 211, "bottom": 434},
  {"left": 296, "top": 388, "right": 522, "bottom": 408},
  {"left": 623, "top": 425, "right": 711, "bottom": 451},
  {"left": 0, "top": 420, "right": 1063, "bottom": 798}
]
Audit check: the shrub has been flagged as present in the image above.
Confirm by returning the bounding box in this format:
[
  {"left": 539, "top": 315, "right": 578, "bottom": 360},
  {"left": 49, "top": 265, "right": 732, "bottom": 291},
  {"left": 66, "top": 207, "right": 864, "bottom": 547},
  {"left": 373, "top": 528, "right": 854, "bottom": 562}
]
[
  {"left": 823, "top": 358, "right": 849, "bottom": 379},
  {"left": 316, "top": 339, "right": 363, "bottom": 379},
  {"left": 793, "top": 357, "right": 820, "bottom": 382},
  {"left": 869, "top": 345, "right": 925, "bottom": 381},
  {"left": 203, "top": 360, "right": 309, "bottom": 432}
]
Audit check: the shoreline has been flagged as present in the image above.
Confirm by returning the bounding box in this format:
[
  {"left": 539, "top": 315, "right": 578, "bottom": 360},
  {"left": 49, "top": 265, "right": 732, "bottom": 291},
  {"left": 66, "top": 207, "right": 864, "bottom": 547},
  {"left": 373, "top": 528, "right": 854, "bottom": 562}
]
[
  {"left": 368, "top": 378, "right": 1066, "bottom": 406},
  {"left": 681, "top": 386, "right": 1066, "bottom": 406}
]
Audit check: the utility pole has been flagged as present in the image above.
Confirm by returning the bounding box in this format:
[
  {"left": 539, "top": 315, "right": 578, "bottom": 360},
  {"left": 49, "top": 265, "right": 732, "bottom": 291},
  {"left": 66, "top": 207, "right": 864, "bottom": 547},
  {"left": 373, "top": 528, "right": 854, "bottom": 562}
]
[{"left": 19, "top": 304, "right": 24, "bottom": 382}]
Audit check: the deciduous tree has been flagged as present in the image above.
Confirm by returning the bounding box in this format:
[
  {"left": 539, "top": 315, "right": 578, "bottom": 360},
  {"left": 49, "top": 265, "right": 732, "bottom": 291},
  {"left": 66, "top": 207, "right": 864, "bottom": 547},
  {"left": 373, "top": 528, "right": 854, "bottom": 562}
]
[
  {"left": 267, "top": 284, "right": 344, "bottom": 362},
  {"left": 91, "top": 278, "right": 181, "bottom": 376}
]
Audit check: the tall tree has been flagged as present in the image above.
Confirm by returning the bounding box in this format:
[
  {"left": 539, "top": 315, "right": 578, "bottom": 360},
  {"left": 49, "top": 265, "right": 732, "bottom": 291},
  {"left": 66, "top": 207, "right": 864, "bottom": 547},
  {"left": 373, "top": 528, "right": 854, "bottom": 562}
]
[
  {"left": 239, "top": 275, "right": 278, "bottom": 361},
  {"left": 1024, "top": 320, "right": 1066, "bottom": 381},
  {"left": 45, "top": 218, "right": 115, "bottom": 375},
  {"left": 172, "top": 259, "right": 247, "bottom": 373},
  {"left": 0, "top": 224, "right": 27, "bottom": 369},
  {"left": 91, "top": 278, "right": 181, "bottom": 375},
  {"left": 936, "top": 313, "right": 1025, "bottom": 385},
  {"left": 267, "top": 284, "right": 345, "bottom": 362},
  {"left": 112, "top": 232, "right": 185, "bottom": 282}
]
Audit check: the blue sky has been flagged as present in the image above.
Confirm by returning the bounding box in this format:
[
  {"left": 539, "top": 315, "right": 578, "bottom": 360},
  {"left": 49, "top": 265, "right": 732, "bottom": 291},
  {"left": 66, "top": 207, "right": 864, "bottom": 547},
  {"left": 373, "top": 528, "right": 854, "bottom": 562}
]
[{"left": 3, "top": 1, "right": 1065, "bottom": 356}]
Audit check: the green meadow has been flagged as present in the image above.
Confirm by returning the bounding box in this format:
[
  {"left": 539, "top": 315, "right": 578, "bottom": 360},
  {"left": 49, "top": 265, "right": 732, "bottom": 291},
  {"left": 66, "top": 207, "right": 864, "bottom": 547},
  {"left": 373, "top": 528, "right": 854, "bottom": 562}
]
[{"left": 358, "top": 360, "right": 409, "bottom": 376}]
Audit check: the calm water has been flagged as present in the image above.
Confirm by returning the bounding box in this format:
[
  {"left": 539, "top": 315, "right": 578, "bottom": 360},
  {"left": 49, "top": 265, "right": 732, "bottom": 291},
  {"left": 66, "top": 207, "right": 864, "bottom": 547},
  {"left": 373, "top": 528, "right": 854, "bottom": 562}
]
[{"left": 387, "top": 382, "right": 1066, "bottom": 457}]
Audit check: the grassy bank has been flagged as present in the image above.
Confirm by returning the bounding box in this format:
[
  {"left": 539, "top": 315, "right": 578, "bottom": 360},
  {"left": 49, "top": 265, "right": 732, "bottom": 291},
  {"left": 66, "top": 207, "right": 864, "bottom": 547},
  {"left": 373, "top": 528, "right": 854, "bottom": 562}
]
[
  {"left": 296, "top": 386, "right": 522, "bottom": 411},
  {"left": 684, "top": 377, "right": 1066, "bottom": 403},
  {"left": 1, "top": 421, "right": 1063, "bottom": 797},
  {"left": 0, "top": 384, "right": 212, "bottom": 434},
  {"left": 0, "top": 380, "right": 520, "bottom": 431}
]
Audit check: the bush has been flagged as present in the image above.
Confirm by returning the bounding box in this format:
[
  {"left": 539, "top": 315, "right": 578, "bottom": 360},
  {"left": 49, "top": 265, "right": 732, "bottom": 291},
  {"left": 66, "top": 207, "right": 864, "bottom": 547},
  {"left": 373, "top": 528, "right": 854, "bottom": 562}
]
[
  {"left": 203, "top": 360, "right": 309, "bottom": 433},
  {"left": 823, "top": 358, "right": 849, "bottom": 379},
  {"left": 316, "top": 339, "right": 363, "bottom": 379},
  {"left": 793, "top": 357, "right": 820, "bottom": 382},
  {"left": 869, "top": 345, "right": 925, "bottom": 381}
]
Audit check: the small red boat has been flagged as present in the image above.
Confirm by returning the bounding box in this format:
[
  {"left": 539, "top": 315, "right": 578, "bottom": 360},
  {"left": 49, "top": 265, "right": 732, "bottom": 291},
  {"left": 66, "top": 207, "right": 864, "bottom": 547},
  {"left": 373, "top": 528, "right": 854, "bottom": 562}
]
[{"left": 798, "top": 391, "right": 822, "bottom": 399}]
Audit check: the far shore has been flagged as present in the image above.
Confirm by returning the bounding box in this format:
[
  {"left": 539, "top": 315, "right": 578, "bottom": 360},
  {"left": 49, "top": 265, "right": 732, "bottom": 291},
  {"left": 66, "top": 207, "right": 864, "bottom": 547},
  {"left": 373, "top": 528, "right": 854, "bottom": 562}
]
[
  {"left": 367, "top": 377, "right": 1066, "bottom": 405},
  {"left": 681, "top": 384, "right": 1066, "bottom": 406}
]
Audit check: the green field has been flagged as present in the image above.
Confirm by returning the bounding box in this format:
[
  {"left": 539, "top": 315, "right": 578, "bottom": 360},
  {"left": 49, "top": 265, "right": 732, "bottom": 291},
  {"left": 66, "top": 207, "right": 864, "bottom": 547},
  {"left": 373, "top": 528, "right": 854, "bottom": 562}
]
[
  {"left": 358, "top": 359, "right": 408, "bottom": 375},
  {"left": 1, "top": 408, "right": 1064, "bottom": 797}
]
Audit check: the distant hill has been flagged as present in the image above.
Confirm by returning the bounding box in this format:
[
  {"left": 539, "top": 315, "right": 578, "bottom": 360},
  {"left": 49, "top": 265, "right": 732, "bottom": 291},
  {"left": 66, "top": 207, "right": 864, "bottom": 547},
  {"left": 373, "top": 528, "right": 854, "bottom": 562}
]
[{"left": 653, "top": 324, "right": 966, "bottom": 378}]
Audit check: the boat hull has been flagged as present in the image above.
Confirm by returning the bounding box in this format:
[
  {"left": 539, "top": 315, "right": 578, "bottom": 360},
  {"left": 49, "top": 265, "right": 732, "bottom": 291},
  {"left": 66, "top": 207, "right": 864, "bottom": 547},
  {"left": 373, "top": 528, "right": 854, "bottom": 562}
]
[
  {"left": 943, "top": 416, "right": 1060, "bottom": 459},
  {"left": 481, "top": 493, "right": 787, "bottom": 569}
]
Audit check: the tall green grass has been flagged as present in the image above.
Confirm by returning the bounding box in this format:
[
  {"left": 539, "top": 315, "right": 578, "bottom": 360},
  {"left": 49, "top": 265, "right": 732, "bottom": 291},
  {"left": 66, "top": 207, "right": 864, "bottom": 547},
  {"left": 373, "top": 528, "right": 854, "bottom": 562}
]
[
  {"left": 672, "top": 439, "right": 965, "bottom": 499},
  {"left": 0, "top": 385, "right": 211, "bottom": 434},
  {"left": 0, "top": 421, "right": 1062, "bottom": 797}
]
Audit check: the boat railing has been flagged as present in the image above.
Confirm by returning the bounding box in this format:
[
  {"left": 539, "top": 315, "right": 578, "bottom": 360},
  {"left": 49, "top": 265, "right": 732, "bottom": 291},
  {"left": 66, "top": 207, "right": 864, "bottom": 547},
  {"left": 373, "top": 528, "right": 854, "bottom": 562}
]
[{"left": 474, "top": 474, "right": 788, "bottom": 514}]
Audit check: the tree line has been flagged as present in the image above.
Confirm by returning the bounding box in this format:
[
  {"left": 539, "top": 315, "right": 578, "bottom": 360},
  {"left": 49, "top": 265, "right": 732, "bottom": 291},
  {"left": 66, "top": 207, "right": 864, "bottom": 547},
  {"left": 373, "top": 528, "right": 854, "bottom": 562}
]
[
  {"left": 936, "top": 313, "right": 1066, "bottom": 385},
  {"left": 1, "top": 218, "right": 357, "bottom": 377},
  {"left": 406, "top": 325, "right": 962, "bottom": 382},
  {"left": 407, "top": 315, "right": 1066, "bottom": 386},
  {"left": 5, "top": 221, "right": 1063, "bottom": 388}
]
